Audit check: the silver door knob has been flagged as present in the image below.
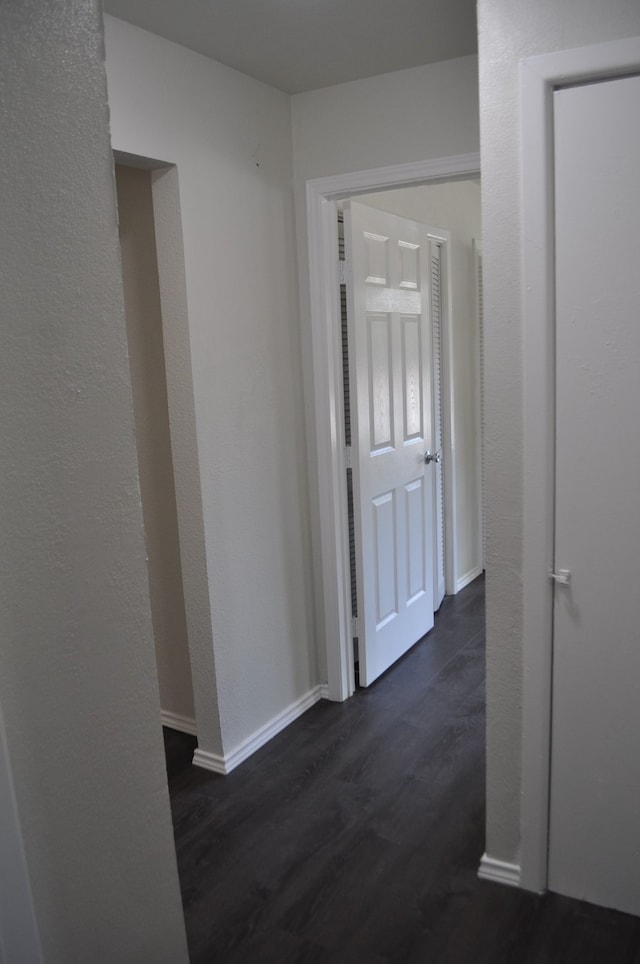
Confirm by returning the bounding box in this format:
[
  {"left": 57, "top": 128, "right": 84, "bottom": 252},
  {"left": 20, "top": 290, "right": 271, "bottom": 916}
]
[{"left": 424, "top": 451, "right": 441, "bottom": 464}]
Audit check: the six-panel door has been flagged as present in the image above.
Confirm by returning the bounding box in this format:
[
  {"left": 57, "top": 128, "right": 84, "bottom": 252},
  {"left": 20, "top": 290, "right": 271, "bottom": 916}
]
[{"left": 344, "top": 201, "right": 436, "bottom": 686}]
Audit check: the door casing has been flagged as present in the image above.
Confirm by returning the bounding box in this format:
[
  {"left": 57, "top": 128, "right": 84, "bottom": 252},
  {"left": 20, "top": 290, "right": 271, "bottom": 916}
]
[
  {"left": 305, "top": 154, "right": 480, "bottom": 703},
  {"left": 520, "top": 34, "right": 640, "bottom": 894}
]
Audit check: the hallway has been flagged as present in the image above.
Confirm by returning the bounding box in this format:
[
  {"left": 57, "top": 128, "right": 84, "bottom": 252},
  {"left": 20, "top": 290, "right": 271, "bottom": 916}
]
[{"left": 164, "top": 577, "right": 640, "bottom": 963}]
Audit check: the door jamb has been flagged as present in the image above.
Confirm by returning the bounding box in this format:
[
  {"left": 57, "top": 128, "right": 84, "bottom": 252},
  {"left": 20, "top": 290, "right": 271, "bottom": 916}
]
[
  {"left": 305, "top": 154, "right": 480, "bottom": 704},
  {"left": 426, "top": 226, "right": 454, "bottom": 607},
  {"left": 520, "top": 35, "right": 640, "bottom": 894}
]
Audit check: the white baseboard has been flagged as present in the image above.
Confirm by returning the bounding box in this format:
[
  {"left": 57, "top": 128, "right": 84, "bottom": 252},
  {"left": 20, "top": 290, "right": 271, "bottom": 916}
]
[
  {"left": 318, "top": 683, "right": 330, "bottom": 700},
  {"left": 161, "top": 710, "right": 197, "bottom": 736},
  {"left": 478, "top": 853, "right": 521, "bottom": 888},
  {"left": 192, "top": 684, "right": 325, "bottom": 776},
  {"left": 192, "top": 747, "right": 227, "bottom": 775},
  {"left": 455, "top": 565, "right": 484, "bottom": 594}
]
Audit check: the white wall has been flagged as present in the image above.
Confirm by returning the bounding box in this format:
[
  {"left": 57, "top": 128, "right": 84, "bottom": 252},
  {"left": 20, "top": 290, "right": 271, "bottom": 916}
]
[
  {"left": 0, "top": 2, "right": 189, "bottom": 960},
  {"left": 478, "top": 0, "right": 640, "bottom": 866},
  {"left": 116, "top": 163, "right": 196, "bottom": 724},
  {"left": 104, "top": 16, "right": 317, "bottom": 758},
  {"left": 292, "top": 57, "right": 480, "bottom": 182},
  {"left": 357, "top": 180, "right": 483, "bottom": 589},
  {"left": 291, "top": 57, "right": 480, "bottom": 678}
]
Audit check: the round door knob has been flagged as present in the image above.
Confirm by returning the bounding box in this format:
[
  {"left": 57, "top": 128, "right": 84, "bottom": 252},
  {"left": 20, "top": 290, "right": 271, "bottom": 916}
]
[{"left": 424, "top": 451, "right": 441, "bottom": 464}]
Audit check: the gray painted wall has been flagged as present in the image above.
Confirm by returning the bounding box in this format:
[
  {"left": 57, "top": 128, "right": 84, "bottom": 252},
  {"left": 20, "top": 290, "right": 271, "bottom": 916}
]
[{"left": 0, "top": 2, "right": 189, "bottom": 959}]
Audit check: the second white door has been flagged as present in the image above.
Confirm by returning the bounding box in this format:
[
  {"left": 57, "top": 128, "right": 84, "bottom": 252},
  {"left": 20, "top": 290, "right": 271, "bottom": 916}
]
[
  {"left": 549, "top": 71, "right": 640, "bottom": 916},
  {"left": 344, "top": 200, "right": 439, "bottom": 686}
]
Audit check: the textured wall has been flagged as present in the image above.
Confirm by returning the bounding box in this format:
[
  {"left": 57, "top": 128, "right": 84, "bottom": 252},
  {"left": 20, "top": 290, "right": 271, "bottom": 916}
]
[
  {"left": 0, "top": 2, "right": 189, "bottom": 959},
  {"left": 478, "top": 0, "right": 640, "bottom": 865},
  {"left": 0, "top": 701, "right": 41, "bottom": 962}
]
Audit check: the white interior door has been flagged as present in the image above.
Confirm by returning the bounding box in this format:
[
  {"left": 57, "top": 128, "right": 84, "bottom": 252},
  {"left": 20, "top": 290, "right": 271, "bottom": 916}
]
[
  {"left": 344, "top": 200, "right": 437, "bottom": 687},
  {"left": 549, "top": 72, "right": 640, "bottom": 915}
]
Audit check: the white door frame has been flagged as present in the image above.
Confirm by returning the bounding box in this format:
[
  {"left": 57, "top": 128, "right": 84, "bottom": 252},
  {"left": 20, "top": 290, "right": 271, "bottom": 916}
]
[
  {"left": 305, "top": 153, "right": 480, "bottom": 703},
  {"left": 520, "top": 35, "right": 640, "bottom": 894}
]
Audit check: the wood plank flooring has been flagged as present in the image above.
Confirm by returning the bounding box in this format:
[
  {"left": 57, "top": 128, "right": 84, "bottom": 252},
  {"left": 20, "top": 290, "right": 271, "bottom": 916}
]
[{"left": 164, "top": 576, "right": 640, "bottom": 963}]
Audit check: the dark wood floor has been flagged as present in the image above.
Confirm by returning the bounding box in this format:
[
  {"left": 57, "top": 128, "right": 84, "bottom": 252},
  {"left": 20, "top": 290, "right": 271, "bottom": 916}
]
[{"left": 164, "top": 576, "right": 640, "bottom": 963}]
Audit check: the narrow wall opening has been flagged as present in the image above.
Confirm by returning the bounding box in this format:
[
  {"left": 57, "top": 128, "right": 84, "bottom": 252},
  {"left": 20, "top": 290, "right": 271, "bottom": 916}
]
[{"left": 115, "top": 162, "right": 196, "bottom": 731}]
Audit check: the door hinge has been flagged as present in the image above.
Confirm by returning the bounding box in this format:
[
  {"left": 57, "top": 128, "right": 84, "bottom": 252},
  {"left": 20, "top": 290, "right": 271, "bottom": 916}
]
[
  {"left": 345, "top": 445, "right": 352, "bottom": 468},
  {"left": 351, "top": 617, "right": 360, "bottom": 638},
  {"left": 338, "top": 260, "right": 351, "bottom": 285}
]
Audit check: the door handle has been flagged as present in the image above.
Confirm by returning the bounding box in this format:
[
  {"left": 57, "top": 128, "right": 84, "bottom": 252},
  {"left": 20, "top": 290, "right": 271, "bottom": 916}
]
[
  {"left": 424, "top": 451, "right": 441, "bottom": 465},
  {"left": 549, "top": 569, "right": 571, "bottom": 585}
]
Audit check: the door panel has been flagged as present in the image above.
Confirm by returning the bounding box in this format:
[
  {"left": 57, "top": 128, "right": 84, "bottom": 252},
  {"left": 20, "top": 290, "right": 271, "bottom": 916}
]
[
  {"left": 402, "top": 315, "right": 423, "bottom": 440},
  {"left": 345, "top": 201, "right": 436, "bottom": 686},
  {"left": 373, "top": 491, "right": 396, "bottom": 627},
  {"left": 368, "top": 313, "right": 393, "bottom": 449},
  {"left": 549, "top": 72, "right": 640, "bottom": 915},
  {"left": 405, "top": 478, "right": 427, "bottom": 602}
]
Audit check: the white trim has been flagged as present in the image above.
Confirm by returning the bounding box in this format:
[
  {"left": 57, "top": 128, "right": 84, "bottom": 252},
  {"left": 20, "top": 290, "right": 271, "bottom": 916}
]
[
  {"left": 307, "top": 184, "right": 354, "bottom": 703},
  {"left": 520, "top": 36, "right": 640, "bottom": 895},
  {"left": 437, "top": 231, "right": 457, "bottom": 597},
  {"left": 309, "top": 156, "right": 484, "bottom": 200},
  {"left": 161, "top": 710, "right": 197, "bottom": 736},
  {"left": 455, "top": 565, "right": 483, "bottom": 595},
  {"left": 318, "top": 683, "right": 330, "bottom": 701},
  {"left": 478, "top": 853, "right": 522, "bottom": 889},
  {"left": 306, "top": 154, "right": 481, "bottom": 704},
  {"left": 191, "top": 747, "right": 227, "bottom": 775},
  {"left": 427, "top": 229, "right": 454, "bottom": 602},
  {"left": 192, "top": 685, "right": 325, "bottom": 776},
  {"left": 473, "top": 239, "right": 484, "bottom": 571}
]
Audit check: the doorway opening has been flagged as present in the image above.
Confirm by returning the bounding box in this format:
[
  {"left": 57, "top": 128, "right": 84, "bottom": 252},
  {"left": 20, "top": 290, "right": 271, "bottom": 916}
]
[
  {"left": 338, "top": 183, "right": 482, "bottom": 690},
  {"left": 115, "top": 160, "right": 196, "bottom": 734},
  {"left": 305, "top": 154, "right": 482, "bottom": 701},
  {"left": 113, "top": 152, "right": 217, "bottom": 756}
]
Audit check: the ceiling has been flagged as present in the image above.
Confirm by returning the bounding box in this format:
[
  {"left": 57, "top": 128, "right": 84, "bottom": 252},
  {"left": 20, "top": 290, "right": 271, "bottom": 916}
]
[{"left": 102, "top": 0, "right": 478, "bottom": 95}]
